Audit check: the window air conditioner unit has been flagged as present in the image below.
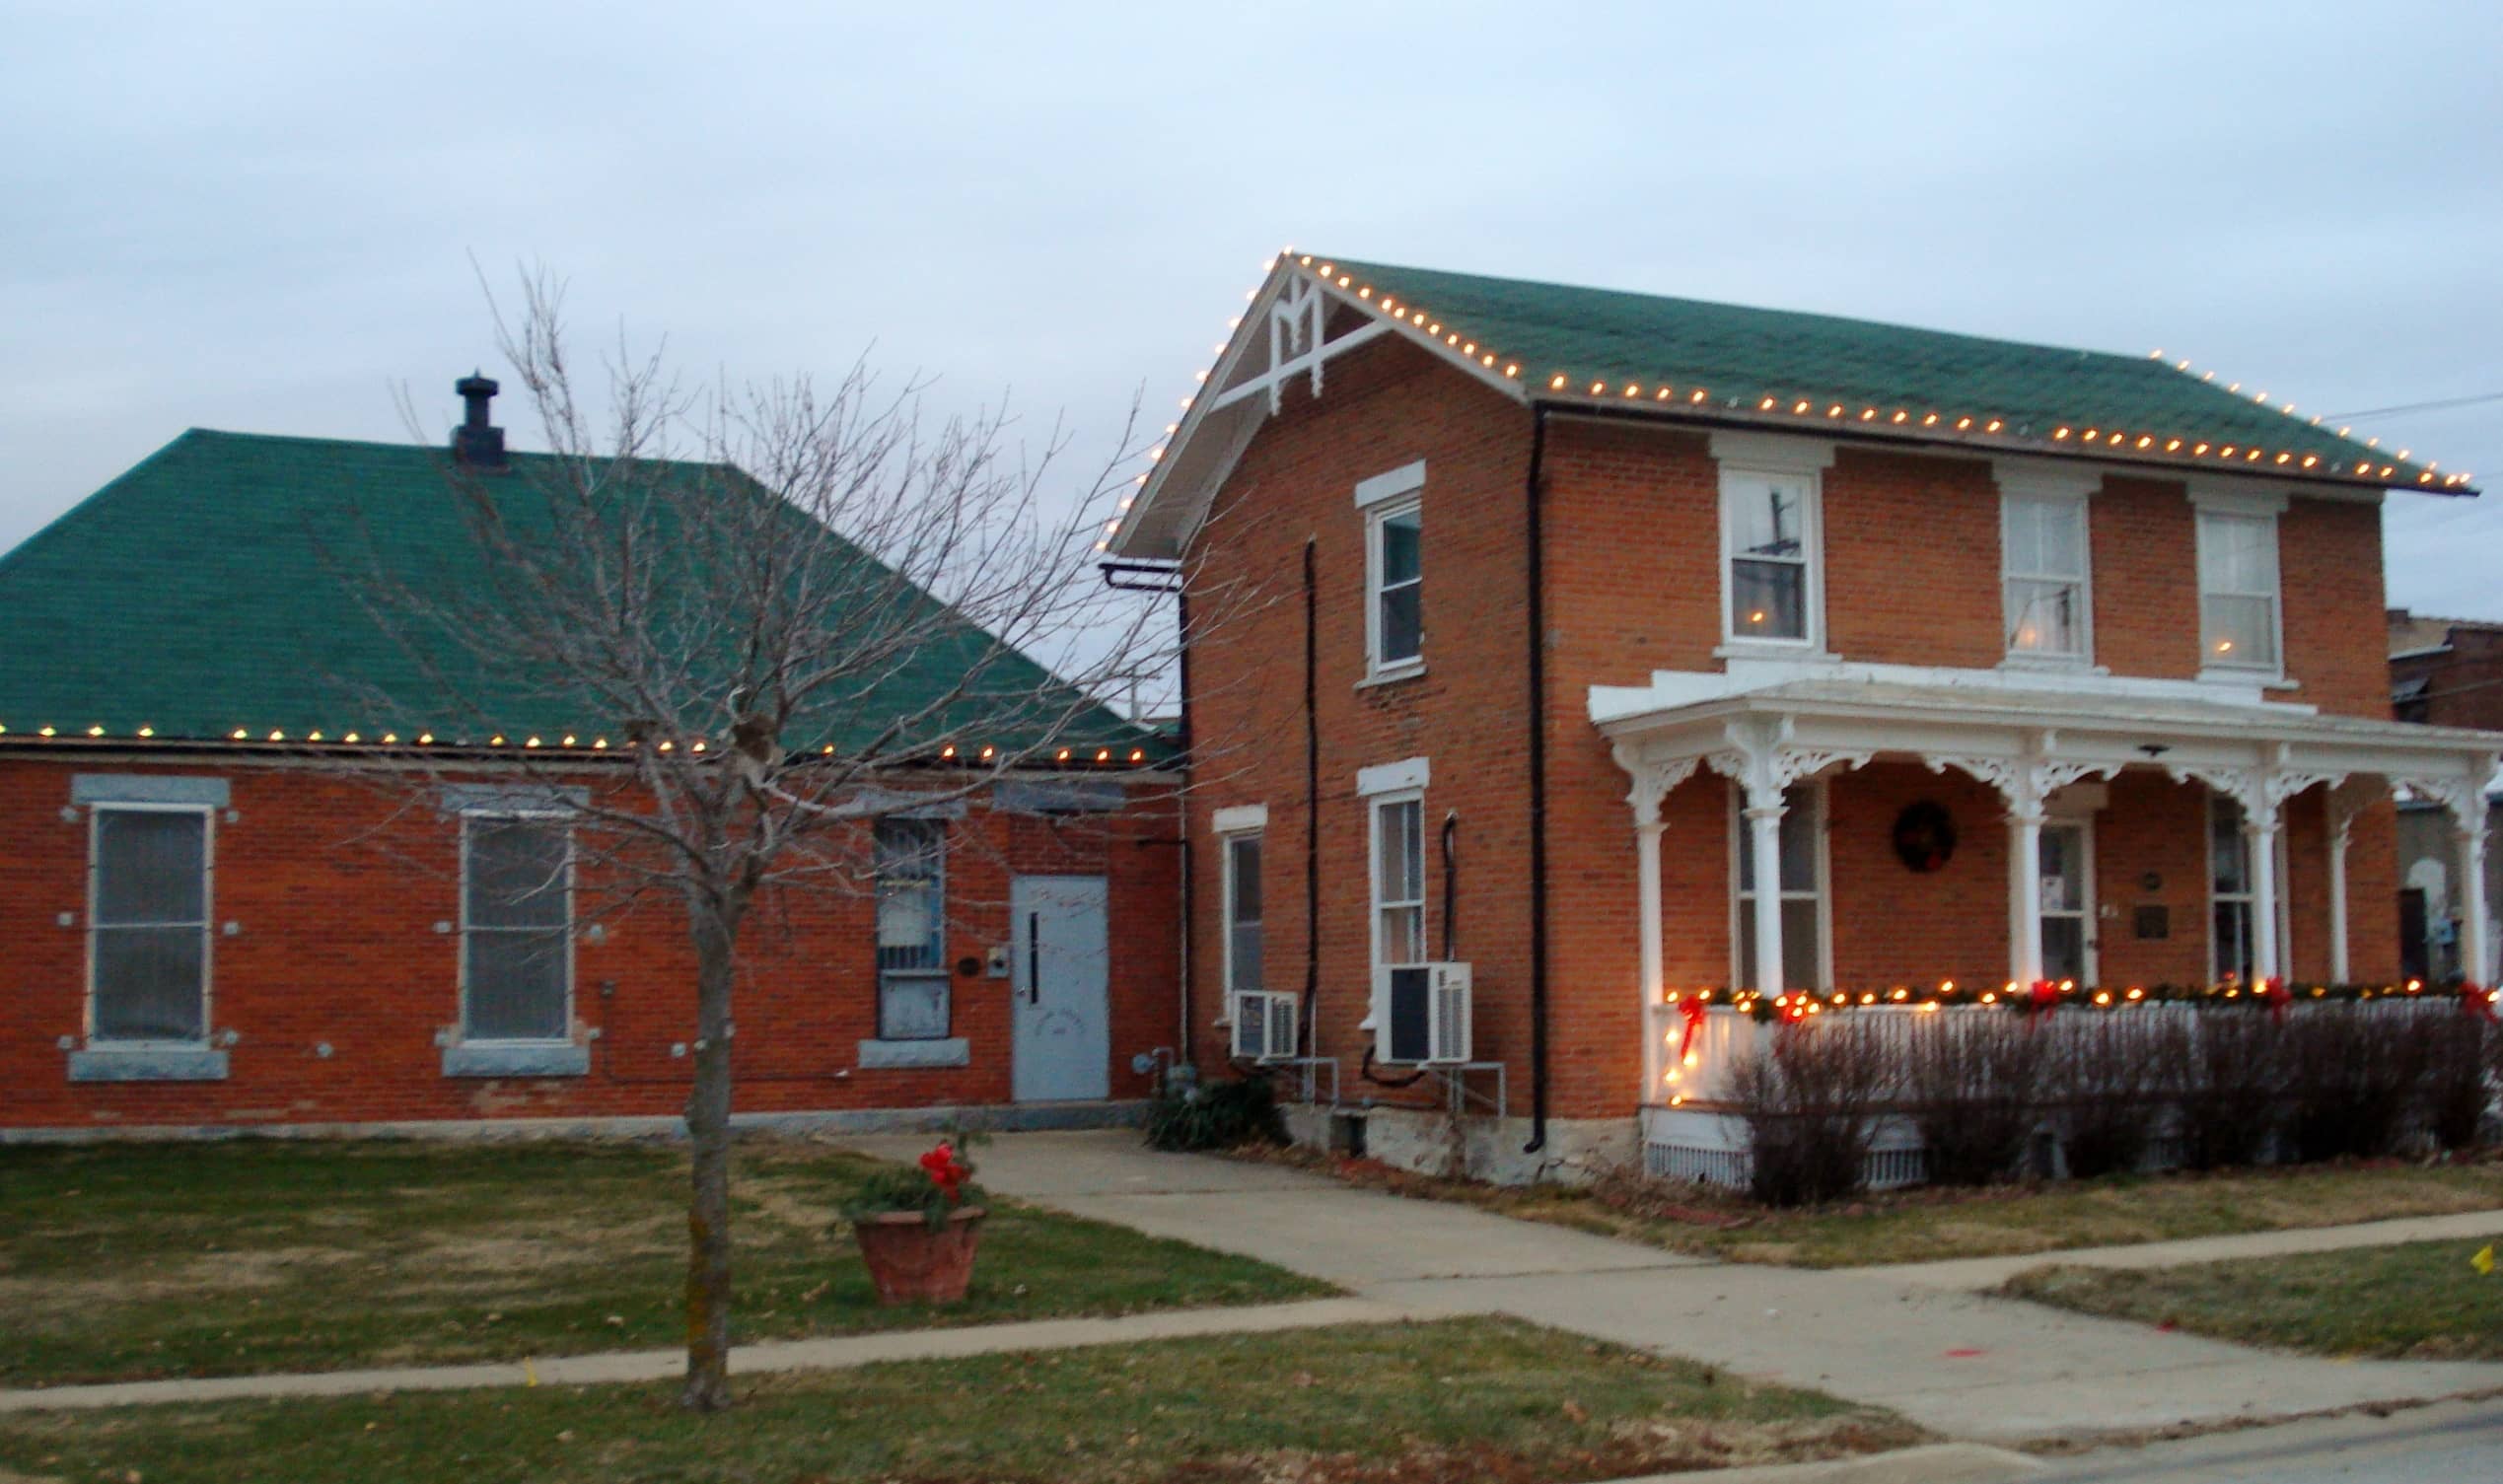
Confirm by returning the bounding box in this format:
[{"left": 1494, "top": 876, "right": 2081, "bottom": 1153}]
[
  {"left": 1231, "top": 990, "right": 1299, "bottom": 1062},
  {"left": 1377, "top": 961, "right": 1471, "bottom": 1065}
]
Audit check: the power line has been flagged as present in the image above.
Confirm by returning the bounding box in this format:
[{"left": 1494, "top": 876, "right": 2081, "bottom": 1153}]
[{"left": 2324, "top": 390, "right": 2503, "bottom": 420}]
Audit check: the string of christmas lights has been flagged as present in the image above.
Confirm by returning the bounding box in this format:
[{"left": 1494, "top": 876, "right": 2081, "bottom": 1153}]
[
  {"left": 1662, "top": 979, "right": 2497, "bottom": 1024},
  {"left": 0, "top": 724, "right": 1155, "bottom": 765}
]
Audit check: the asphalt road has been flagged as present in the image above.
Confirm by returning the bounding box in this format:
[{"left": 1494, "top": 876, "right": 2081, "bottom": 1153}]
[{"left": 2040, "top": 1399, "right": 2503, "bottom": 1482}]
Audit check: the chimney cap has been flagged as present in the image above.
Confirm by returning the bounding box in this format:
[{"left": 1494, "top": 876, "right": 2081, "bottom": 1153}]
[
  {"left": 456, "top": 370, "right": 500, "bottom": 398},
  {"left": 452, "top": 370, "right": 507, "bottom": 468}
]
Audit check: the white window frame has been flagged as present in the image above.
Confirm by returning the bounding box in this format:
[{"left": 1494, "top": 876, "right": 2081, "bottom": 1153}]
[
  {"left": 2038, "top": 814, "right": 2100, "bottom": 988},
  {"left": 458, "top": 810, "right": 576, "bottom": 1047},
  {"left": 1368, "top": 788, "right": 1428, "bottom": 982},
  {"left": 1726, "top": 780, "right": 1833, "bottom": 991},
  {"left": 1995, "top": 461, "right": 2097, "bottom": 668},
  {"left": 1219, "top": 826, "right": 1264, "bottom": 998},
  {"left": 2206, "top": 795, "right": 2291, "bottom": 984},
  {"left": 873, "top": 815, "right": 952, "bottom": 1042},
  {"left": 2189, "top": 484, "right": 2288, "bottom": 680},
  {"left": 85, "top": 802, "right": 216, "bottom": 1049},
  {"left": 1711, "top": 432, "right": 1834, "bottom": 657},
  {"left": 1356, "top": 460, "right": 1427, "bottom": 682}
]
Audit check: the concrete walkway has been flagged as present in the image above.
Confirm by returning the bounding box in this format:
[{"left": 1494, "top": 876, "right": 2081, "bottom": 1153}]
[
  {"left": 1860, "top": 1206, "right": 2503, "bottom": 1291},
  {"left": 0, "top": 1296, "right": 1397, "bottom": 1415},
  {"left": 850, "top": 1131, "right": 2503, "bottom": 1446}
]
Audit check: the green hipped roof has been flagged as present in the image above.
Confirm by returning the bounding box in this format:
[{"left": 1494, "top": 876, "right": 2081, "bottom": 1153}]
[
  {"left": 0, "top": 429, "right": 1165, "bottom": 761},
  {"left": 1314, "top": 256, "right": 2467, "bottom": 493}
]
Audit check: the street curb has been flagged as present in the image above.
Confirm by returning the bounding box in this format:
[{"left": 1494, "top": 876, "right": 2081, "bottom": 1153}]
[{"left": 1601, "top": 1442, "right": 2044, "bottom": 1484}]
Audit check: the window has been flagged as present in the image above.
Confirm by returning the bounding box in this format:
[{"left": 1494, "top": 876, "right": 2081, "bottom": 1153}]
[
  {"left": 875, "top": 818, "right": 949, "bottom": 1039},
  {"left": 1222, "top": 832, "right": 1264, "bottom": 997},
  {"left": 89, "top": 807, "right": 211, "bottom": 1043},
  {"left": 462, "top": 815, "right": 573, "bottom": 1042},
  {"left": 1723, "top": 471, "right": 1815, "bottom": 643},
  {"left": 2197, "top": 509, "right": 2280, "bottom": 671},
  {"left": 1732, "top": 784, "right": 1825, "bottom": 990},
  {"left": 2003, "top": 494, "right": 2091, "bottom": 660},
  {"left": 1371, "top": 794, "right": 1427, "bottom": 973},
  {"left": 1368, "top": 498, "right": 1423, "bottom": 673}
]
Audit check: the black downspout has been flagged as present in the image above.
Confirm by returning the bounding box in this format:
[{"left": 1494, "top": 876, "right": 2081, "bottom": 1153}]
[
  {"left": 1176, "top": 581, "right": 1194, "bottom": 1065},
  {"left": 1301, "top": 538, "right": 1322, "bottom": 1051},
  {"left": 1523, "top": 405, "right": 1552, "bottom": 1157}
]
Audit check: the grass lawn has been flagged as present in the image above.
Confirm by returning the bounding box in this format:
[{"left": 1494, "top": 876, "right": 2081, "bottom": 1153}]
[
  {"left": 2002, "top": 1239, "right": 2503, "bottom": 1360},
  {"left": 0, "top": 1317, "right": 1922, "bottom": 1484},
  {"left": 0, "top": 1136, "right": 1327, "bottom": 1389},
  {"left": 1254, "top": 1148, "right": 2503, "bottom": 1269}
]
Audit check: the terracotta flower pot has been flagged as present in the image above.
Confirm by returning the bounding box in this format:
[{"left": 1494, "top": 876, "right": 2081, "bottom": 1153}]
[{"left": 851, "top": 1206, "right": 986, "bottom": 1305}]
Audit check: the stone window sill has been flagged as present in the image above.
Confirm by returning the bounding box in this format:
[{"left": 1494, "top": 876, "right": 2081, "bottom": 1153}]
[
  {"left": 1357, "top": 663, "right": 1426, "bottom": 691},
  {"left": 69, "top": 1046, "right": 230, "bottom": 1083},
  {"left": 442, "top": 1042, "right": 590, "bottom": 1078},
  {"left": 857, "top": 1037, "right": 970, "bottom": 1070}
]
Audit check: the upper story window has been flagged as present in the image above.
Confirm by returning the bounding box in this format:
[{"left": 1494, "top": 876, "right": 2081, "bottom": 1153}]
[
  {"left": 1712, "top": 433, "right": 1832, "bottom": 654},
  {"left": 89, "top": 806, "right": 213, "bottom": 1044},
  {"left": 874, "top": 817, "right": 950, "bottom": 1040},
  {"left": 1355, "top": 460, "right": 1426, "bottom": 680},
  {"left": 461, "top": 814, "right": 573, "bottom": 1042},
  {"left": 2002, "top": 494, "right": 2092, "bottom": 661},
  {"left": 2192, "top": 491, "right": 2284, "bottom": 675}
]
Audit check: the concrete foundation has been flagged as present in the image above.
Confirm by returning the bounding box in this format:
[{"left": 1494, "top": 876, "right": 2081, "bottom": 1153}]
[
  {"left": 1279, "top": 1100, "right": 1635, "bottom": 1185},
  {"left": 0, "top": 1098, "right": 1150, "bottom": 1146}
]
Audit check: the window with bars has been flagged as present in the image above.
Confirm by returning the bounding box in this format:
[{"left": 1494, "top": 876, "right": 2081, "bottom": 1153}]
[
  {"left": 89, "top": 807, "right": 211, "bottom": 1043},
  {"left": 875, "top": 817, "right": 950, "bottom": 1039},
  {"left": 461, "top": 815, "right": 573, "bottom": 1042}
]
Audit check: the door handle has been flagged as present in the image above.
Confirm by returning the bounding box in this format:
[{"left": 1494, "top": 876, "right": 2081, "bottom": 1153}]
[{"left": 1026, "top": 912, "right": 1041, "bottom": 1004}]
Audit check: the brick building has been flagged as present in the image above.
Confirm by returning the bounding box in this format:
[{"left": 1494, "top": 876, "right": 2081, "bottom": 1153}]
[
  {"left": 2389, "top": 609, "right": 2503, "bottom": 982},
  {"left": 1108, "top": 253, "right": 2502, "bottom": 1180},
  {"left": 0, "top": 394, "right": 1180, "bottom": 1138}
]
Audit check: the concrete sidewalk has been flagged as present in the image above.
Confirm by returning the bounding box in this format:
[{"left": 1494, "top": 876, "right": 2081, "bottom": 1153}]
[
  {"left": 1860, "top": 1206, "right": 2503, "bottom": 1291},
  {"left": 0, "top": 1296, "right": 1399, "bottom": 1415},
  {"left": 852, "top": 1130, "right": 2503, "bottom": 1445}
]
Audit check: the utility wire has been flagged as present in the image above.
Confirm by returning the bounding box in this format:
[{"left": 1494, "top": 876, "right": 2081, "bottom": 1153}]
[{"left": 2324, "top": 391, "right": 2503, "bottom": 420}]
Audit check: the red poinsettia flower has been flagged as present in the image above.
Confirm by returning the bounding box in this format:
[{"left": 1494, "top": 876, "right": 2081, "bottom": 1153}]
[{"left": 918, "top": 1141, "right": 971, "bottom": 1201}]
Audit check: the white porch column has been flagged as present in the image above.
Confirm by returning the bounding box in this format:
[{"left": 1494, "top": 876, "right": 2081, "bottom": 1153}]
[
  {"left": 2010, "top": 806, "right": 2046, "bottom": 987},
  {"left": 2326, "top": 784, "right": 2366, "bottom": 984},
  {"left": 2246, "top": 803, "right": 2283, "bottom": 983},
  {"left": 1612, "top": 746, "right": 1698, "bottom": 1101},
  {"left": 2462, "top": 822, "right": 2490, "bottom": 986},
  {"left": 1746, "top": 792, "right": 1788, "bottom": 998}
]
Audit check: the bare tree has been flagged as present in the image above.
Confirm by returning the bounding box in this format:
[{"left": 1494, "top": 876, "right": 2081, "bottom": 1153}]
[{"left": 351, "top": 272, "right": 1190, "bottom": 1411}]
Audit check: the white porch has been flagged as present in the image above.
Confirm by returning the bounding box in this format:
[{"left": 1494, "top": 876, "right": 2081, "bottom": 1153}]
[{"left": 1595, "top": 667, "right": 2503, "bottom": 1109}]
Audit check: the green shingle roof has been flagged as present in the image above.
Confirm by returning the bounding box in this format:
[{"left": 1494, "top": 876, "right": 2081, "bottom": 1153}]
[
  {"left": 0, "top": 430, "right": 1164, "bottom": 761},
  {"left": 1314, "top": 255, "right": 2467, "bottom": 493}
]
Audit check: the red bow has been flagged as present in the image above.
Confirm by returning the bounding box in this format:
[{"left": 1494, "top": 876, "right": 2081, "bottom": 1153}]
[
  {"left": 2463, "top": 983, "right": 2499, "bottom": 1024},
  {"left": 918, "top": 1142, "right": 970, "bottom": 1202},
  {"left": 1677, "top": 996, "right": 1708, "bottom": 1066},
  {"left": 2258, "top": 975, "right": 2292, "bottom": 1023}
]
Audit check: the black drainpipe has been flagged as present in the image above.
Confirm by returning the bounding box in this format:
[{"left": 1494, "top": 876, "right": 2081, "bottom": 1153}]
[
  {"left": 1523, "top": 404, "right": 1552, "bottom": 1157},
  {"left": 1301, "top": 537, "right": 1322, "bottom": 1051},
  {"left": 1175, "top": 579, "right": 1195, "bottom": 1064}
]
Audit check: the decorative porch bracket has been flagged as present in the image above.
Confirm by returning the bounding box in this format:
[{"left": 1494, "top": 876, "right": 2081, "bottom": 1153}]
[
  {"left": 2165, "top": 746, "right": 2345, "bottom": 984},
  {"left": 1923, "top": 733, "right": 2120, "bottom": 988},
  {"left": 2388, "top": 755, "right": 2500, "bottom": 986}
]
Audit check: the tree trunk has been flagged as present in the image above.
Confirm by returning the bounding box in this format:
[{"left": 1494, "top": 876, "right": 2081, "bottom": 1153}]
[{"left": 679, "top": 902, "right": 741, "bottom": 1412}]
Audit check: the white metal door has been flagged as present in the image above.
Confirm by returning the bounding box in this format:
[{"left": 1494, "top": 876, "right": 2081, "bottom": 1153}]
[{"left": 1010, "top": 876, "right": 1110, "bottom": 1102}]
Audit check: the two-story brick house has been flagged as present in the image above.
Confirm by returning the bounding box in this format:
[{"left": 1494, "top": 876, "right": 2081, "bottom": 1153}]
[{"left": 1108, "top": 253, "right": 2502, "bottom": 1180}]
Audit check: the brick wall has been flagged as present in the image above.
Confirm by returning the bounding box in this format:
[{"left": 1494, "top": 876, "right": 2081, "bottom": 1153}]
[
  {"left": 0, "top": 755, "right": 1178, "bottom": 1130},
  {"left": 1179, "top": 357, "right": 2411, "bottom": 1122}
]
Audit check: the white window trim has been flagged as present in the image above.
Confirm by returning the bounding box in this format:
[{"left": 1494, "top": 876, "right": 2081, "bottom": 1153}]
[
  {"left": 84, "top": 802, "right": 216, "bottom": 1050},
  {"left": 2206, "top": 796, "right": 2291, "bottom": 984},
  {"left": 873, "top": 816, "right": 952, "bottom": 1042},
  {"left": 1364, "top": 492, "right": 1425, "bottom": 681},
  {"left": 1356, "top": 755, "right": 1430, "bottom": 798},
  {"left": 1725, "top": 780, "right": 1833, "bottom": 991},
  {"left": 458, "top": 810, "right": 577, "bottom": 1047},
  {"left": 1712, "top": 432, "right": 1834, "bottom": 658},
  {"left": 1219, "top": 830, "right": 1265, "bottom": 1056},
  {"left": 2190, "top": 498, "right": 2287, "bottom": 682},
  {"left": 1211, "top": 803, "right": 1269, "bottom": 835},
  {"left": 1352, "top": 459, "right": 1426, "bottom": 510},
  {"left": 1995, "top": 460, "right": 2098, "bottom": 670},
  {"left": 2038, "top": 815, "right": 2100, "bottom": 988},
  {"left": 1364, "top": 788, "right": 1428, "bottom": 1031}
]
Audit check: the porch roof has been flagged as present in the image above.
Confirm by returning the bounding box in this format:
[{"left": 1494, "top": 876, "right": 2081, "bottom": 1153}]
[{"left": 1593, "top": 669, "right": 2503, "bottom": 808}]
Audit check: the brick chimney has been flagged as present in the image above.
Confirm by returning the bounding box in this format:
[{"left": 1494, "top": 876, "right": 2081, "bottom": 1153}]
[{"left": 451, "top": 372, "right": 506, "bottom": 468}]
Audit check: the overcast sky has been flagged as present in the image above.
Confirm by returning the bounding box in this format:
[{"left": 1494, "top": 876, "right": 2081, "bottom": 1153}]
[{"left": 6, "top": 1, "right": 2498, "bottom": 621}]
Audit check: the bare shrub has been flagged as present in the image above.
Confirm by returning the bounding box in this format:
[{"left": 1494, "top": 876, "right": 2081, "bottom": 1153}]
[
  {"left": 2047, "top": 1014, "right": 2170, "bottom": 1179},
  {"left": 1729, "top": 1020, "right": 1897, "bottom": 1208},
  {"left": 1900, "top": 1012, "right": 2047, "bottom": 1186},
  {"left": 2420, "top": 1013, "right": 2493, "bottom": 1152},
  {"left": 2165, "top": 1011, "right": 2283, "bottom": 1170},
  {"left": 2283, "top": 1005, "right": 2434, "bottom": 1162}
]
